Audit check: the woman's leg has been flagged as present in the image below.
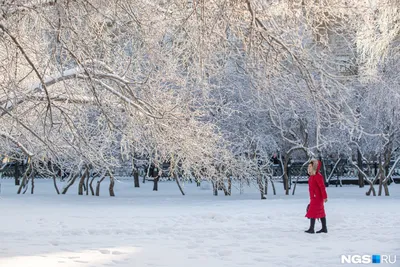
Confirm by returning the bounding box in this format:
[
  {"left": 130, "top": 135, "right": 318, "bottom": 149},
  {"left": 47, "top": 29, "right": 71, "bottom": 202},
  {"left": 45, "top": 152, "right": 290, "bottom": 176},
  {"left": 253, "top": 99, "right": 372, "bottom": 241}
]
[
  {"left": 305, "top": 218, "right": 316, "bottom": 233},
  {"left": 316, "top": 217, "right": 328, "bottom": 233}
]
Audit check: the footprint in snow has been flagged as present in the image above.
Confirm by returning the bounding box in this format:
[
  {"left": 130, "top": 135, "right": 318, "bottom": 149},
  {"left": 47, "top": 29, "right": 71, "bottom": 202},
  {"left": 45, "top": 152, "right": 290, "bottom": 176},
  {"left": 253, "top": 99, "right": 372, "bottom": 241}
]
[
  {"left": 217, "top": 250, "right": 232, "bottom": 257},
  {"left": 187, "top": 255, "right": 199, "bottom": 259},
  {"left": 111, "top": 251, "right": 126, "bottom": 255},
  {"left": 61, "top": 248, "right": 74, "bottom": 252},
  {"left": 187, "top": 243, "right": 199, "bottom": 249},
  {"left": 74, "top": 260, "right": 89, "bottom": 263},
  {"left": 99, "top": 249, "right": 111, "bottom": 254},
  {"left": 317, "top": 246, "right": 332, "bottom": 250},
  {"left": 242, "top": 247, "right": 267, "bottom": 253},
  {"left": 49, "top": 241, "right": 59, "bottom": 246}
]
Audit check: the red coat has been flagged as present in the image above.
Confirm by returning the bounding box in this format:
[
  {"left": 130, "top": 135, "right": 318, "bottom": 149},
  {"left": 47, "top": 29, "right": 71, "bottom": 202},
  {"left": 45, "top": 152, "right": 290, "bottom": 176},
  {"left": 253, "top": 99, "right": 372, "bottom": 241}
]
[{"left": 305, "top": 161, "right": 328, "bottom": 219}]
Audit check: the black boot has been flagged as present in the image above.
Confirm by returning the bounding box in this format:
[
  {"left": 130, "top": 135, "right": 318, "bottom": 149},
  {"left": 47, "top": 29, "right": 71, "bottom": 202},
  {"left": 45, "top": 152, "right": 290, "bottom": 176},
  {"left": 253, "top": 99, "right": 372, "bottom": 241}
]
[
  {"left": 305, "top": 218, "right": 315, "bottom": 233},
  {"left": 316, "top": 217, "right": 328, "bottom": 233}
]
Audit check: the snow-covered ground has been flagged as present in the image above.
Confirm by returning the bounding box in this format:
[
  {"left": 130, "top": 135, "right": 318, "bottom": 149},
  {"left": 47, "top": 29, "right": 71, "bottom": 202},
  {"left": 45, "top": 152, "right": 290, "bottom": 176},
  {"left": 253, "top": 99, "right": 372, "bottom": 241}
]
[{"left": 0, "top": 179, "right": 399, "bottom": 267}]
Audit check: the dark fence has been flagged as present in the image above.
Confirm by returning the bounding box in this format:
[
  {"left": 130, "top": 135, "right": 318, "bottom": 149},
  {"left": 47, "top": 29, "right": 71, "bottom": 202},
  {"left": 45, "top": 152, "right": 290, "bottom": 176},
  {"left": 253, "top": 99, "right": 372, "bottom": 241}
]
[
  {"left": 272, "top": 159, "right": 400, "bottom": 186},
  {"left": 2, "top": 158, "right": 400, "bottom": 186}
]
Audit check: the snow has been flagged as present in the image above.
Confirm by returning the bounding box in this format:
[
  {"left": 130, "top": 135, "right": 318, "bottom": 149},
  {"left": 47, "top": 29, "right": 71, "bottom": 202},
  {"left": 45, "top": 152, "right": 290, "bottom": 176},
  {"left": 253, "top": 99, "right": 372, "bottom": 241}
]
[{"left": 0, "top": 179, "right": 399, "bottom": 267}]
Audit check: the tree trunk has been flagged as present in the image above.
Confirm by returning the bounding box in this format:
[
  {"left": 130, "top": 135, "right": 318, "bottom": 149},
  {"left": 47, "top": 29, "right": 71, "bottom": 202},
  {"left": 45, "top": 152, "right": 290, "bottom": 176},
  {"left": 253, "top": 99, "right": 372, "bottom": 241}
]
[
  {"left": 132, "top": 157, "right": 140, "bottom": 188},
  {"left": 335, "top": 174, "right": 343, "bottom": 187},
  {"left": 30, "top": 172, "right": 34, "bottom": 194},
  {"left": 14, "top": 162, "right": 20, "bottom": 186},
  {"left": 361, "top": 169, "right": 378, "bottom": 196},
  {"left": 378, "top": 172, "right": 383, "bottom": 196},
  {"left": 228, "top": 177, "right": 232, "bottom": 195},
  {"left": 23, "top": 175, "right": 30, "bottom": 194},
  {"left": 378, "top": 154, "right": 384, "bottom": 196},
  {"left": 109, "top": 172, "right": 115, "bottom": 197},
  {"left": 23, "top": 170, "right": 34, "bottom": 194},
  {"left": 174, "top": 173, "right": 185, "bottom": 195},
  {"left": 96, "top": 174, "right": 106, "bottom": 196},
  {"left": 89, "top": 175, "right": 96, "bottom": 196},
  {"left": 282, "top": 155, "right": 290, "bottom": 195},
  {"left": 219, "top": 180, "right": 230, "bottom": 196},
  {"left": 379, "top": 145, "right": 392, "bottom": 196},
  {"left": 292, "top": 175, "right": 299, "bottom": 195},
  {"left": 365, "top": 182, "right": 376, "bottom": 196},
  {"left": 143, "top": 164, "right": 150, "bottom": 184},
  {"left": 212, "top": 180, "right": 218, "bottom": 196},
  {"left": 357, "top": 149, "right": 364, "bottom": 188},
  {"left": 17, "top": 171, "right": 27, "bottom": 194},
  {"left": 17, "top": 162, "right": 32, "bottom": 194},
  {"left": 62, "top": 172, "right": 80, "bottom": 194},
  {"left": 270, "top": 177, "right": 276, "bottom": 195},
  {"left": 365, "top": 177, "right": 377, "bottom": 196},
  {"left": 379, "top": 156, "right": 400, "bottom": 196},
  {"left": 382, "top": 180, "right": 390, "bottom": 196},
  {"left": 53, "top": 175, "right": 60, "bottom": 194},
  {"left": 85, "top": 168, "right": 90, "bottom": 195},
  {"left": 353, "top": 163, "right": 376, "bottom": 196},
  {"left": 264, "top": 176, "right": 268, "bottom": 195},
  {"left": 133, "top": 170, "right": 140, "bottom": 188},
  {"left": 282, "top": 147, "right": 308, "bottom": 194},
  {"left": 327, "top": 158, "right": 341, "bottom": 184},
  {"left": 78, "top": 168, "right": 88, "bottom": 195},
  {"left": 257, "top": 175, "right": 266, "bottom": 199},
  {"left": 153, "top": 176, "right": 159, "bottom": 191}
]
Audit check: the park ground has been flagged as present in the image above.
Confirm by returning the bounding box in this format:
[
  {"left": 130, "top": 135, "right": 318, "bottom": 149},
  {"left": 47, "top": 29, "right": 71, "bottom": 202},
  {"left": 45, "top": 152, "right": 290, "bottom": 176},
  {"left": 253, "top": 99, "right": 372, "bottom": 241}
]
[{"left": 0, "top": 179, "right": 399, "bottom": 267}]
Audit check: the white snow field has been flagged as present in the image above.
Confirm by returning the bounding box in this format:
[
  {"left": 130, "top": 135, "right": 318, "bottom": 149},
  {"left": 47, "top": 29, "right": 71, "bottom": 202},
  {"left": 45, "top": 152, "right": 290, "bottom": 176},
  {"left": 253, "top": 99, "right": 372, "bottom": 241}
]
[{"left": 0, "top": 179, "right": 399, "bottom": 267}]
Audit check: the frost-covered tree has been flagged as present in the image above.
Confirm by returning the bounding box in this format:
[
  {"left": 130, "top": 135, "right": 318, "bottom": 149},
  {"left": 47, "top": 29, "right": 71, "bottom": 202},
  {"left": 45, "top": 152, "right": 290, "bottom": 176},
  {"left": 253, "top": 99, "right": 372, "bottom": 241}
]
[{"left": 0, "top": 0, "right": 399, "bottom": 198}]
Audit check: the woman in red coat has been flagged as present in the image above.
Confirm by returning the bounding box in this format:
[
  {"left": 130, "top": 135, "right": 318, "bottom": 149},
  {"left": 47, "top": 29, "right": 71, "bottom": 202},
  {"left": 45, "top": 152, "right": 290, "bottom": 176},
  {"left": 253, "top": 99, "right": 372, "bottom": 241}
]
[{"left": 305, "top": 159, "right": 328, "bottom": 234}]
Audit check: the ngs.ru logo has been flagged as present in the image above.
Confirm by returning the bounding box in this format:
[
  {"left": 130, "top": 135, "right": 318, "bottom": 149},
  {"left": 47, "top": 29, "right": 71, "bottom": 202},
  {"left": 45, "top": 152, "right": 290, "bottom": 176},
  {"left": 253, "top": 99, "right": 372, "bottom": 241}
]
[{"left": 341, "top": 254, "right": 397, "bottom": 264}]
